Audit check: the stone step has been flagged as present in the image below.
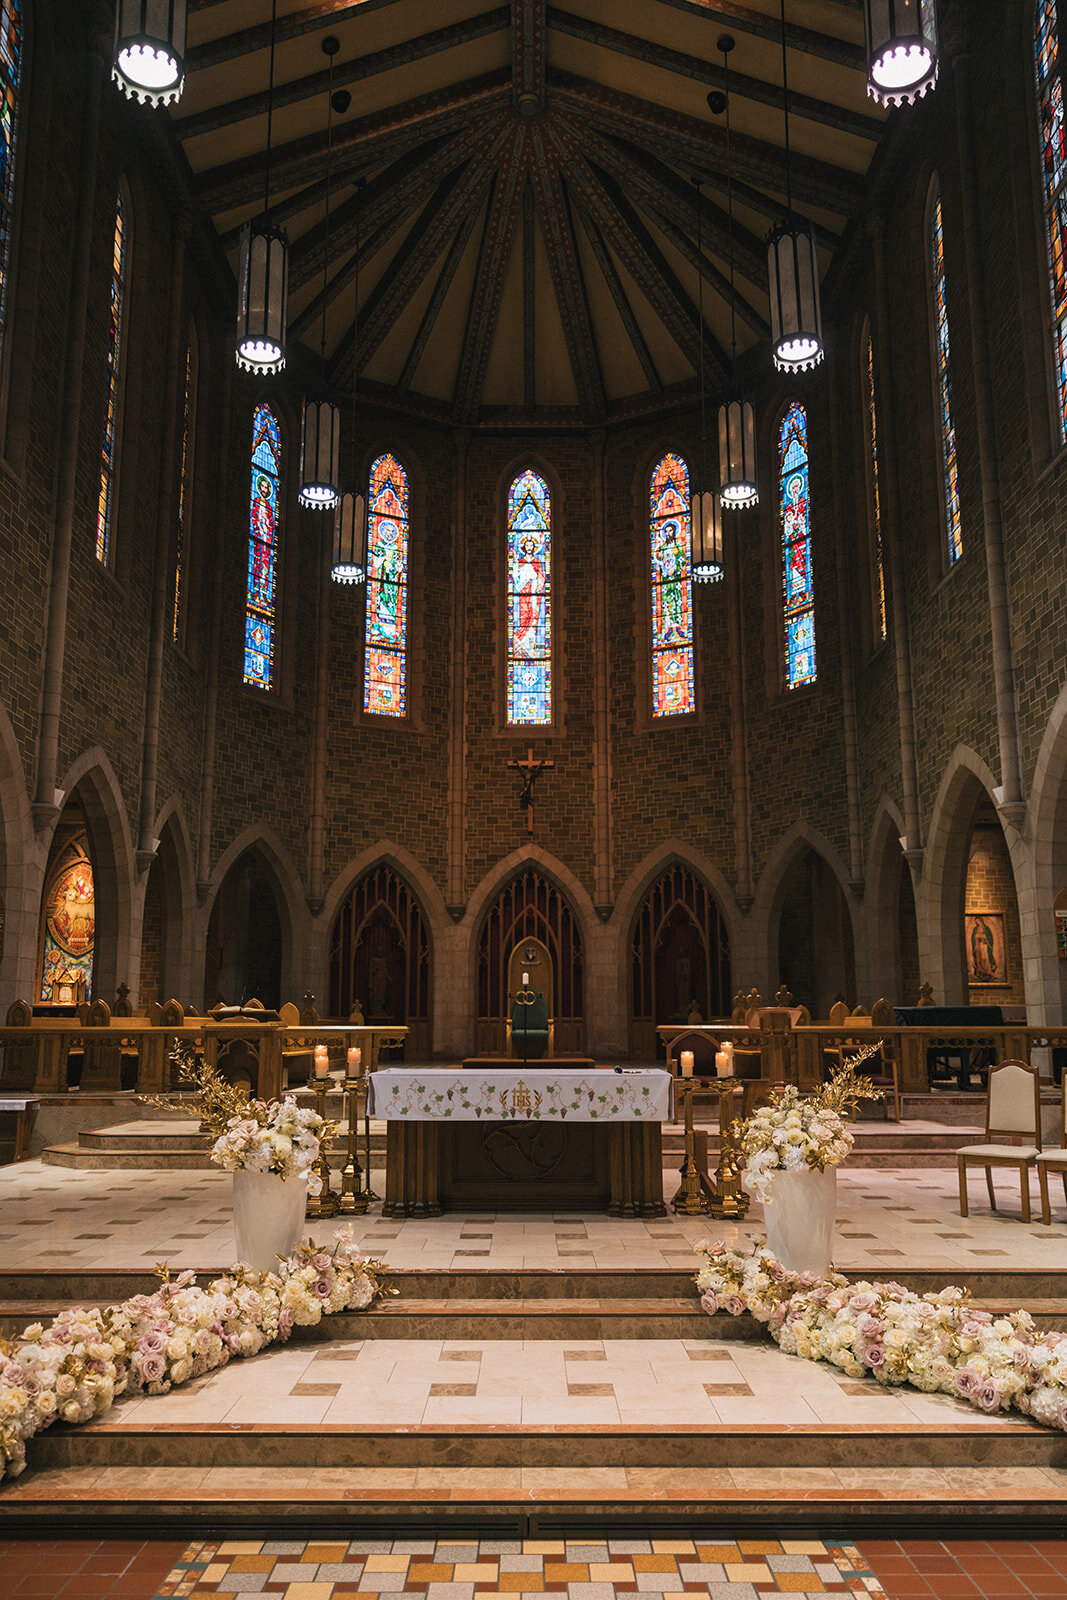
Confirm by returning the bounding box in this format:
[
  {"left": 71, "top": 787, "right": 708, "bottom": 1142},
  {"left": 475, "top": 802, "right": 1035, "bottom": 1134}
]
[{"left": 40, "top": 1141, "right": 387, "bottom": 1171}]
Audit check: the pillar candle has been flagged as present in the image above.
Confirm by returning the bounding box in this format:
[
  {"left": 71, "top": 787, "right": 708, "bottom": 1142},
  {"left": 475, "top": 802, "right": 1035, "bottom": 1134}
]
[
  {"left": 522, "top": 971, "right": 529, "bottom": 986},
  {"left": 715, "top": 1050, "right": 729, "bottom": 1078},
  {"left": 347, "top": 1046, "right": 362, "bottom": 1076},
  {"left": 680, "top": 1049, "right": 694, "bottom": 1078},
  {"left": 313, "top": 1045, "right": 329, "bottom": 1079}
]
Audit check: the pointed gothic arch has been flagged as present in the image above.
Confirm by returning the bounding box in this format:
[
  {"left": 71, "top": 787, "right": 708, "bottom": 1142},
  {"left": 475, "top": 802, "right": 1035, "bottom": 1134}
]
[
  {"left": 628, "top": 858, "right": 732, "bottom": 1057},
  {"left": 474, "top": 863, "right": 585, "bottom": 1056},
  {"left": 328, "top": 862, "right": 432, "bottom": 1057}
]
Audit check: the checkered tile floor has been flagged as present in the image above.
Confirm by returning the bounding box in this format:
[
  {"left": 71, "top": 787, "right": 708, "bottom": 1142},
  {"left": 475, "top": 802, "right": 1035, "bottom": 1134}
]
[{"left": 154, "top": 1539, "right": 885, "bottom": 1599}]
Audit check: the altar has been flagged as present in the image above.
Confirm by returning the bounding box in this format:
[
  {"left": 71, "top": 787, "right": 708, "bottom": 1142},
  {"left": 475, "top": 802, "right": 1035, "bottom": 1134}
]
[{"left": 369, "top": 1066, "right": 672, "bottom": 1218}]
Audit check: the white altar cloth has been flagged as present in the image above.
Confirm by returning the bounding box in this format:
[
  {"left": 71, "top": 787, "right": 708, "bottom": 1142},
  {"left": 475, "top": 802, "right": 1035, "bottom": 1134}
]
[{"left": 368, "top": 1066, "right": 673, "bottom": 1122}]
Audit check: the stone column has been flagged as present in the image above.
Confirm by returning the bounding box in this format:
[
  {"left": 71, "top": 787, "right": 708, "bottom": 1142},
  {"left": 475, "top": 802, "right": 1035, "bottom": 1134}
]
[
  {"left": 307, "top": 521, "right": 331, "bottom": 911},
  {"left": 590, "top": 430, "right": 613, "bottom": 915},
  {"left": 726, "top": 513, "right": 753, "bottom": 907},
  {"left": 827, "top": 352, "right": 865, "bottom": 891},
  {"left": 196, "top": 359, "right": 233, "bottom": 898},
  {"left": 447, "top": 430, "right": 469, "bottom": 918}
]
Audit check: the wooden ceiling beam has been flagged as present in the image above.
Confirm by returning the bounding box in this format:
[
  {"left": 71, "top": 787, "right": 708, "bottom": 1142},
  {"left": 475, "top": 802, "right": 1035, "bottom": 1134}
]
[
  {"left": 177, "top": 9, "right": 510, "bottom": 139},
  {"left": 548, "top": 9, "right": 882, "bottom": 143},
  {"left": 453, "top": 126, "right": 528, "bottom": 423},
  {"left": 570, "top": 197, "right": 662, "bottom": 393},
  {"left": 551, "top": 72, "right": 864, "bottom": 217},
  {"left": 512, "top": 0, "right": 546, "bottom": 112},
  {"left": 196, "top": 70, "right": 510, "bottom": 213},
  {"left": 527, "top": 124, "right": 605, "bottom": 422},
  {"left": 332, "top": 134, "right": 506, "bottom": 382},
  {"left": 644, "top": 0, "right": 864, "bottom": 70},
  {"left": 188, "top": 0, "right": 417, "bottom": 72},
  {"left": 397, "top": 196, "right": 486, "bottom": 394}
]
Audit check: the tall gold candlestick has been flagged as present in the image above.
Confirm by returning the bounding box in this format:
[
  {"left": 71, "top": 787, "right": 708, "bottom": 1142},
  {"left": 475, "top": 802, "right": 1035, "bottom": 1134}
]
[
  {"left": 709, "top": 1079, "right": 750, "bottom": 1220},
  {"left": 305, "top": 1077, "right": 339, "bottom": 1218},
  {"left": 338, "top": 1067, "right": 367, "bottom": 1215},
  {"left": 671, "top": 1079, "right": 710, "bottom": 1215}
]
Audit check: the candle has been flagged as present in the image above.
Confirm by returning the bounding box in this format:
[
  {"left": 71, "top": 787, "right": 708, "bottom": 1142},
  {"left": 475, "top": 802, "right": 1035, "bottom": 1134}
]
[
  {"left": 522, "top": 971, "right": 529, "bottom": 987},
  {"left": 715, "top": 1050, "right": 729, "bottom": 1079},
  {"left": 347, "top": 1046, "right": 362, "bottom": 1076},
  {"left": 724, "top": 1040, "right": 735, "bottom": 1067},
  {"left": 680, "top": 1049, "right": 694, "bottom": 1078},
  {"left": 313, "top": 1045, "right": 329, "bottom": 1079}
]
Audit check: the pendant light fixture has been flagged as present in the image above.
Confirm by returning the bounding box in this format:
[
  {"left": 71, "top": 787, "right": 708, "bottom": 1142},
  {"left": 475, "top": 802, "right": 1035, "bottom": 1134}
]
[
  {"left": 333, "top": 178, "right": 367, "bottom": 584},
  {"left": 690, "top": 178, "right": 724, "bottom": 582},
  {"left": 767, "top": 0, "right": 824, "bottom": 373},
  {"left": 864, "top": 0, "right": 938, "bottom": 106},
  {"left": 300, "top": 39, "right": 344, "bottom": 509},
  {"left": 713, "top": 38, "right": 758, "bottom": 510},
  {"left": 236, "top": 0, "right": 288, "bottom": 374},
  {"left": 113, "top": 1, "right": 187, "bottom": 106}
]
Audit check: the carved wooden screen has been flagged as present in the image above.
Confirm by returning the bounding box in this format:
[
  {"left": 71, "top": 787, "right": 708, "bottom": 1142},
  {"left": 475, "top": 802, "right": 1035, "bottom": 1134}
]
[
  {"left": 476, "top": 868, "right": 584, "bottom": 1056},
  {"left": 328, "top": 866, "right": 431, "bottom": 1059},
  {"left": 630, "top": 864, "right": 731, "bottom": 1058}
]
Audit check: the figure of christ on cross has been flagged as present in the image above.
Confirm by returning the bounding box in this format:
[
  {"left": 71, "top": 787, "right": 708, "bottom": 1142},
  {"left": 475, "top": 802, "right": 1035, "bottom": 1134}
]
[{"left": 507, "top": 747, "right": 555, "bottom": 834}]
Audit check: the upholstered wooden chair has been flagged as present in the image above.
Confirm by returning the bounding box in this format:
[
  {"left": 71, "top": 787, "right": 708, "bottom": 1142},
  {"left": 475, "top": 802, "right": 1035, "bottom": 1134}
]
[
  {"left": 1037, "top": 1073, "right": 1067, "bottom": 1225},
  {"left": 278, "top": 1000, "right": 313, "bottom": 1088},
  {"left": 957, "top": 1059, "right": 1042, "bottom": 1222}
]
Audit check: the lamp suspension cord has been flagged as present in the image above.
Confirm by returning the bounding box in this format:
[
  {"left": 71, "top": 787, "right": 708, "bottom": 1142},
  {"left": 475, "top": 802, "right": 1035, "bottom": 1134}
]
[
  {"left": 725, "top": 42, "right": 737, "bottom": 383},
  {"left": 321, "top": 54, "right": 335, "bottom": 371},
  {"left": 351, "top": 181, "right": 361, "bottom": 443},
  {"left": 779, "top": 0, "right": 792, "bottom": 222},
  {"left": 264, "top": 0, "right": 278, "bottom": 219},
  {"left": 696, "top": 178, "right": 707, "bottom": 483}
]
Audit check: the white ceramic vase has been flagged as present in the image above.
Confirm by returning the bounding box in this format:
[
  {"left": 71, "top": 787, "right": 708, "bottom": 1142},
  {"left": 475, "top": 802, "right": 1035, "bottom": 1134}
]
[
  {"left": 761, "top": 1164, "right": 837, "bottom": 1277},
  {"left": 232, "top": 1169, "right": 308, "bottom": 1274}
]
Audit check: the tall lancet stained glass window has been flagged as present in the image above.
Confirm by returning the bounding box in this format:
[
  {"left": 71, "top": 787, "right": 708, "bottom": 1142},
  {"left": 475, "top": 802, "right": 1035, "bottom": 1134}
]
[
  {"left": 930, "top": 190, "right": 962, "bottom": 565},
  {"left": 780, "top": 403, "right": 816, "bottom": 690},
  {"left": 863, "top": 330, "right": 887, "bottom": 642},
  {"left": 96, "top": 191, "right": 127, "bottom": 566},
  {"left": 0, "top": 2, "right": 22, "bottom": 372},
  {"left": 1035, "top": 1, "right": 1067, "bottom": 439},
  {"left": 244, "top": 404, "right": 281, "bottom": 690},
  {"left": 507, "top": 469, "right": 552, "bottom": 725},
  {"left": 649, "top": 454, "right": 694, "bottom": 717},
  {"left": 364, "top": 453, "right": 409, "bottom": 717}
]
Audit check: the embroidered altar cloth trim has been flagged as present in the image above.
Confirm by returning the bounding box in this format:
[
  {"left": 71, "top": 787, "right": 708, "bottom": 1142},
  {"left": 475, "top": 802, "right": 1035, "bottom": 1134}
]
[{"left": 368, "top": 1067, "right": 673, "bottom": 1122}]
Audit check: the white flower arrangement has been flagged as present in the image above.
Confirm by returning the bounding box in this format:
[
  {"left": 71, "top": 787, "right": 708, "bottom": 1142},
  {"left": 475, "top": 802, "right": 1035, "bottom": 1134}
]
[
  {"left": 211, "top": 1095, "right": 326, "bottom": 1192},
  {"left": 739, "top": 1052, "right": 883, "bottom": 1202},
  {"left": 695, "top": 1240, "right": 1067, "bottom": 1434},
  {"left": 0, "top": 1231, "right": 392, "bottom": 1483}
]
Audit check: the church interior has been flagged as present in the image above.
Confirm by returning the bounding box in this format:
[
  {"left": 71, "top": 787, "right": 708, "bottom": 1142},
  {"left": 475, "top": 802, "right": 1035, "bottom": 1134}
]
[{"left": 3, "top": 0, "right": 1067, "bottom": 1587}]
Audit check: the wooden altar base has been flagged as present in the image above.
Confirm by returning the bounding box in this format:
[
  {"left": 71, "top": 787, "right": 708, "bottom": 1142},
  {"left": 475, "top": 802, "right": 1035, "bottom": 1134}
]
[
  {"left": 459, "top": 1055, "right": 599, "bottom": 1071},
  {"left": 381, "top": 1118, "right": 666, "bottom": 1218}
]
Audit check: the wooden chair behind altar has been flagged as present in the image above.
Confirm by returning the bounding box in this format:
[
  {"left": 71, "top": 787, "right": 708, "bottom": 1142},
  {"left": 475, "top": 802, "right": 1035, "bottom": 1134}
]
[{"left": 957, "top": 1059, "right": 1042, "bottom": 1222}]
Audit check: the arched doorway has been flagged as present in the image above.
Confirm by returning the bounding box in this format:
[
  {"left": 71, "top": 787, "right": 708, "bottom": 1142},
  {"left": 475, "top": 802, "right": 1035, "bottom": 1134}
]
[
  {"left": 962, "top": 799, "right": 1024, "bottom": 1006},
  {"left": 776, "top": 850, "right": 856, "bottom": 1017},
  {"left": 205, "top": 850, "right": 284, "bottom": 1009},
  {"left": 328, "top": 864, "right": 431, "bottom": 1059},
  {"left": 630, "top": 863, "right": 731, "bottom": 1057},
  {"left": 37, "top": 806, "right": 95, "bottom": 1003},
  {"left": 139, "top": 826, "right": 186, "bottom": 1007},
  {"left": 476, "top": 867, "right": 584, "bottom": 1055}
]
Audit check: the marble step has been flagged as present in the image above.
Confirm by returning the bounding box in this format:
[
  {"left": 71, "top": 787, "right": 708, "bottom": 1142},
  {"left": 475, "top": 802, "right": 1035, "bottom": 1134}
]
[{"left": 40, "top": 1141, "right": 387, "bottom": 1171}]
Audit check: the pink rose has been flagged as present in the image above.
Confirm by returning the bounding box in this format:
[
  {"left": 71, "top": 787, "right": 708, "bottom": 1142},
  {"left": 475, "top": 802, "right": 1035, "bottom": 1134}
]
[
  {"left": 955, "top": 1367, "right": 982, "bottom": 1398},
  {"left": 723, "top": 1295, "right": 745, "bottom": 1318},
  {"left": 312, "top": 1253, "right": 330, "bottom": 1271},
  {"left": 767, "top": 1260, "right": 787, "bottom": 1283},
  {"left": 849, "top": 1292, "right": 877, "bottom": 1313},
  {"left": 700, "top": 1292, "right": 720, "bottom": 1316},
  {"left": 278, "top": 1309, "right": 294, "bottom": 1339},
  {"left": 864, "top": 1345, "right": 886, "bottom": 1368},
  {"left": 314, "top": 1278, "right": 332, "bottom": 1299},
  {"left": 138, "top": 1331, "right": 167, "bottom": 1355},
  {"left": 137, "top": 1352, "right": 166, "bottom": 1385},
  {"left": 977, "top": 1381, "right": 1002, "bottom": 1413}
]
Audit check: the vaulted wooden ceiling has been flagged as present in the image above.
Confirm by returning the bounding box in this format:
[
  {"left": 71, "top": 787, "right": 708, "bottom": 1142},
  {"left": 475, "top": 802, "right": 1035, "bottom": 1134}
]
[{"left": 177, "top": 0, "right": 884, "bottom": 424}]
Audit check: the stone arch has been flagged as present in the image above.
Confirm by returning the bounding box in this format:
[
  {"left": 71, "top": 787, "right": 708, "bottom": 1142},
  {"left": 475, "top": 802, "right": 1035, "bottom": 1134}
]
[
  {"left": 1020, "top": 682, "right": 1067, "bottom": 1019},
  {"left": 321, "top": 840, "right": 451, "bottom": 947},
  {"left": 202, "top": 826, "right": 306, "bottom": 1008},
  {"left": 139, "top": 797, "right": 198, "bottom": 1007},
  {"left": 921, "top": 745, "right": 1027, "bottom": 1006},
  {"left": 46, "top": 749, "right": 138, "bottom": 1005},
  {"left": 0, "top": 700, "right": 37, "bottom": 1004},
  {"left": 865, "top": 797, "right": 921, "bottom": 1006},
  {"left": 752, "top": 822, "right": 860, "bottom": 1016},
  {"left": 325, "top": 853, "right": 438, "bottom": 1055}
]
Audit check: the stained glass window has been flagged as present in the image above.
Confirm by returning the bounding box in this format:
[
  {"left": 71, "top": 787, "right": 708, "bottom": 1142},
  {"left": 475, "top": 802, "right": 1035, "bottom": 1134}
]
[
  {"left": 244, "top": 403, "right": 280, "bottom": 690},
  {"left": 506, "top": 469, "right": 552, "bottom": 725},
  {"left": 96, "top": 191, "right": 127, "bottom": 566},
  {"left": 779, "top": 402, "right": 816, "bottom": 691},
  {"left": 173, "top": 341, "right": 195, "bottom": 644},
  {"left": 649, "top": 453, "right": 694, "bottom": 718},
  {"left": 863, "top": 328, "right": 887, "bottom": 642},
  {"left": 1035, "top": 0, "right": 1067, "bottom": 439},
  {"left": 0, "top": 2, "right": 21, "bottom": 372},
  {"left": 930, "top": 190, "right": 962, "bottom": 565},
  {"left": 364, "top": 453, "right": 409, "bottom": 717}
]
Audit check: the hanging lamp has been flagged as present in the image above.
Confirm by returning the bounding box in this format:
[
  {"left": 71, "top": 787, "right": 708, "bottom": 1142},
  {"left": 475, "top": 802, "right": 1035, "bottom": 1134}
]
[
  {"left": 864, "top": 0, "right": 938, "bottom": 106},
  {"left": 333, "top": 177, "right": 366, "bottom": 584},
  {"left": 236, "top": 0, "right": 288, "bottom": 373},
  {"left": 712, "top": 39, "right": 758, "bottom": 510},
  {"left": 300, "top": 39, "right": 344, "bottom": 509},
  {"left": 689, "top": 178, "right": 724, "bottom": 581},
  {"left": 113, "top": 1, "right": 186, "bottom": 105},
  {"left": 767, "top": 0, "right": 824, "bottom": 373}
]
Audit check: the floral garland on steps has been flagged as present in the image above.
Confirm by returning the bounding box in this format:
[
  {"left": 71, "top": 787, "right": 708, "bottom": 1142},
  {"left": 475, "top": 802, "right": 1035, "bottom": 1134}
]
[
  {"left": 696, "top": 1241, "right": 1067, "bottom": 1433},
  {"left": 0, "top": 1231, "right": 392, "bottom": 1483}
]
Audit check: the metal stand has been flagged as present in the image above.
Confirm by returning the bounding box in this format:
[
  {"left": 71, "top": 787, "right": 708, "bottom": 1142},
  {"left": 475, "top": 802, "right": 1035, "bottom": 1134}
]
[
  {"left": 671, "top": 1078, "right": 712, "bottom": 1214},
  {"left": 708, "top": 1077, "right": 750, "bottom": 1221},
  {"left": 338, "top": 1066, "right": 368, "bottom": 1215},
  {"left": 305, "top": 1076, "right": 339, "bottom": 1218},
  {"left": 363, "top": 1104, "right": 379, "bottom": 1203}
]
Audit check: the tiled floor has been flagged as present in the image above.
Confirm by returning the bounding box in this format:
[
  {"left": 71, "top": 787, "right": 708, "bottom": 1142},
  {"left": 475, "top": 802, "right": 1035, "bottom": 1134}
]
[
  {"left": 2, "top": 1162, "right": 1066, "bottom": 1274},
  {"left": 857, "top": 1538, "right": 1067, "bottom": 1598}
]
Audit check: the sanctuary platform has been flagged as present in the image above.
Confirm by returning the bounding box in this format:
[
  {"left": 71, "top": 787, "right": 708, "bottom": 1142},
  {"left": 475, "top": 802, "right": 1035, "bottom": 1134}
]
[{"left": 0, "top": 1156, "right": 1065, "bottom": 1537}]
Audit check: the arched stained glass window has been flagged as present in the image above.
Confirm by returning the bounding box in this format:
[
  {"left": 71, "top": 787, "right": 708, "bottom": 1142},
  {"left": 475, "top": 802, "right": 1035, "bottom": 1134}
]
[
  {"left": 862, "top": 326, "right": 887, "bottom": 642},
  {"left": 364, "top": 452, "right": 409, "bottom": 717},
  {"left": 506, "top": 468, "right": 552, "bottom": 725},
  {"left": 779, "top": 402, "right": 816, "bottom": 690},
  {"left": 649, "top": 453, "right": 694, "bottom": 718},
  {"left": 244, "top": 403, "right": 280, "bottom": 690},
  {"left": 1035, "top": 1, "right": 1067, "bottom": 440},
  {"left": 96, "top": 190, "right": 127, "bottom": 566},
  {"left": 0, "top": 2, "right": 22, "bottom": 370},
  {"left": 930, "top": 188, "right": 962, "bottom": 565},
  {"left": 173, "top": 338, "right": 196, "bottom": 645}
]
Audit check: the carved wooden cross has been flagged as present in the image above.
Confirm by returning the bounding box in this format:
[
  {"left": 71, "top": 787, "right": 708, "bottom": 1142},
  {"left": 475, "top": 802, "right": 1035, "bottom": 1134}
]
[{"left": 507, "top": 747, "right": 555, "bottom": 834}]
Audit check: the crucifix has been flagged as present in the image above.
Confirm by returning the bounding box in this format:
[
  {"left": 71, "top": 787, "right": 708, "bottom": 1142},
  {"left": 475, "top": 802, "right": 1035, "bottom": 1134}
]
[{"left": 507, "top": 747, "right": 555, "bottom": 834}]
